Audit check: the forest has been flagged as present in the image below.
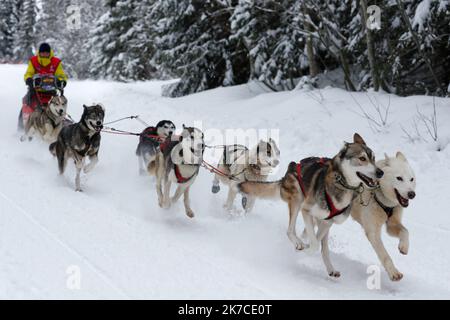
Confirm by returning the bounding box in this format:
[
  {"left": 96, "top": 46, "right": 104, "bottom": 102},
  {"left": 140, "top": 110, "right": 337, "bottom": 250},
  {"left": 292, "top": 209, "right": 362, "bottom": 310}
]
[{"left": 1, "top": 0, "right": 449, "bottom": 97}]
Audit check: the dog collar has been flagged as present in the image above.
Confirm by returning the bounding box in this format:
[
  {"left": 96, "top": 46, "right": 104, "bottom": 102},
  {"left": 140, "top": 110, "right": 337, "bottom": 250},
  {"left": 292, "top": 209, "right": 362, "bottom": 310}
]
[
  {"left": 374, "top": 194, "right": 395, "bottom": 218},
  {"left": 335, "top": 173, "right": 364, "bottom": 193}
]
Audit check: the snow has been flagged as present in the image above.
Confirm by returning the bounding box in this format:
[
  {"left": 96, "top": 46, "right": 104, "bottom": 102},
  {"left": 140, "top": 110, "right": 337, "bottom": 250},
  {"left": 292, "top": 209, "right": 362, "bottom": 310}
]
[
  {"left": 412, "top": 0, "right": 431, "bottom": 32},
  {"left": 1, "top": 64, "right": 450, "bottom": 299}
]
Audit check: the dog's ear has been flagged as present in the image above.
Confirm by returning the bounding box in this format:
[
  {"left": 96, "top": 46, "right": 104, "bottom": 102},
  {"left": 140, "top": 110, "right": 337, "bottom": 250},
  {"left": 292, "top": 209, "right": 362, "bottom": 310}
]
[
  {"left": 339, "top": 143, "right": 349, "bottom": 159},
  {"left": 384, "top": 153, "right": 390, "bottom": 166},
  {"left": 396, "top": 151, "right": 406, "bottom": 161},
  {"left": 182, "top": 124, "right": 186, "bottom": 129},
  {"left": 83, "top": 104, "right": 88, "bottom": 109},
  {"left": 353, "top": 133, "right": 366, "bottom": 145},
  {"left": 98, "top": 103, "right": 105, "bottom": 112}
]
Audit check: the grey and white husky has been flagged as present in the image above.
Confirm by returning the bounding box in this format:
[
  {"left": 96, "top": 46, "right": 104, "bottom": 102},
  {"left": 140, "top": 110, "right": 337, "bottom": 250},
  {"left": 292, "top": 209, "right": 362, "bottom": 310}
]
[
  {"left": 49, "top": 104, "right": 105, "bottom": 192},
  {"left": 351, "top": 152, "right": 416, "bottom": 281},
  {"left": 21, "top": 95, "right": 68, "bottom": 143},
  {"left": 155, "top": 125, "right": 205, "bottom": 218},
  {"left": 239, "top": 133, "right": 383, "bottom": 277},
  {"left": 211, "top": 139, "right": 280, "bottom": 212},
  {"left": 136, "top": 120, "right": 176, "bottom": 176}
]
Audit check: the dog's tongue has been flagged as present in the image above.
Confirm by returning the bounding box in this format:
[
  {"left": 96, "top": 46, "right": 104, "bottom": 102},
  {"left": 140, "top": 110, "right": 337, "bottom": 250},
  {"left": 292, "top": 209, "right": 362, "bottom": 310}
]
[
  {"left": 397, "top": 191, "right": 409, "bottom": 207},
  {"left": 402, "top": 198, "right": 409, "bottom": 207}
]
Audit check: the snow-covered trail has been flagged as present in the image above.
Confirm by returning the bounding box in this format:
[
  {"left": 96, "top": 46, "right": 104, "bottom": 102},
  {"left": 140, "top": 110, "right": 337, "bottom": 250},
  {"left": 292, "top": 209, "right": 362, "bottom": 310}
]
[{"left": 1, "top": 64, "right": 449, "bottom": 299}]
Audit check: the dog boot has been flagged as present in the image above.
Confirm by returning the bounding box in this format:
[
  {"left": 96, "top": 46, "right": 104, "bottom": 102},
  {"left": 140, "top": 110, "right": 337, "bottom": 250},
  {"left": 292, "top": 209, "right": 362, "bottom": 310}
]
[
  {"left": 211, "top": 182, "right": 220, "bottom": 194},
  {"left": 242, "top": 196, "right": 248, "bottom": 210}
]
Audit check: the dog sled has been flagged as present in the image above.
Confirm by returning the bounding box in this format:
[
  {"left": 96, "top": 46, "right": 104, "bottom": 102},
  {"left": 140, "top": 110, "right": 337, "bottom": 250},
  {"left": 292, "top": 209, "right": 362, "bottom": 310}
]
[{"left": 18, "top": 74, "right": 65, "bottom": 130}]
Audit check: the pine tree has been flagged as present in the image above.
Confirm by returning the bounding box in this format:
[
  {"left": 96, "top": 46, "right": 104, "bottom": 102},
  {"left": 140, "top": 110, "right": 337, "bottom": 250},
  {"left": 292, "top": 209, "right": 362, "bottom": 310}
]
[
  {"left": 64, "top": 0, "right": 106, "bottom": 78},
  {"left": 0, "top": 0, "right": 16, "bottom": 61},
  {"left": 0, "top": 0, "right": 13, "bottom": 61},
  {"left": 88, "top": 0, "right": 155, "bottom": 81},
  {"left": 35, "top": 0, "right": 105, "bottom": 79},
  {"left": 13, "top": 0, "right": 37, "bottom": 63},
  {"left": 230, "top": 0, "right": 307, "bottom": 90},
  {"left": 153, "top": 0, "right": 245, "bottom": 97}
]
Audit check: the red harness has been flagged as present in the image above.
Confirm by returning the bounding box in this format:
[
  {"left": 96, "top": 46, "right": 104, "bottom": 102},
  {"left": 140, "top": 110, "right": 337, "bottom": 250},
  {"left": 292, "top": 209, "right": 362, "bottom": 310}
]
[
  {"left": 174, "top": 165, "right": 193, "bottom": 184},
  {"left": 139, "top": 127, "right": 172, "bottom": 152},
  {"left": 296, "top": 158, "right": 349, "bottom": 220}
]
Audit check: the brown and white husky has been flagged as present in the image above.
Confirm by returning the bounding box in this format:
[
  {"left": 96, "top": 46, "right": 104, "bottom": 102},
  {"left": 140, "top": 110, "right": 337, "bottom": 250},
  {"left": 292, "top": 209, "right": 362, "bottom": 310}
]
[{"left": 239, "top": 133, "right": 383, "bottom": 277}]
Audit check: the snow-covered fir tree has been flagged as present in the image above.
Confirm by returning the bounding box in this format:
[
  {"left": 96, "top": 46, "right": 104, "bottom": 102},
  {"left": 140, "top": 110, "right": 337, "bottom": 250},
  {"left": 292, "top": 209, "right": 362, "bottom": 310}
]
[
  {"left": 230, "top": 0, "right": 307, "bottom": 90},
  {"left": 13, "top": 0, "right": 37, "bottom": 63},
  {"left": 36, "top": 0, "right": 105, "bottom": 78},
  {"left": 63, "top": 0, "right": 106, "bottom": 78},
  {"left": 0, "top": 0, "right": 17, "bottom": 61},
  {"left": 89, "top": 0, "right": 156, "bottom": 81},
  {"left": 387, "top": 0, "right": 449, "bottom": 95},
  {"left": 1, "top": 0, "right": 447, "bottom": 95},
  {"left": 153, "top": 0, "right": 245, "bottom": 97}
]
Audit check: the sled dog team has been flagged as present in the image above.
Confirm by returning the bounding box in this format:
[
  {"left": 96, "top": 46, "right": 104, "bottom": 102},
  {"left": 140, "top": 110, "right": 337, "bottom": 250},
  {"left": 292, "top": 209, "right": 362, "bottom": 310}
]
[{"left": 21, "top": 100, "right": 417, "bottom": 282}]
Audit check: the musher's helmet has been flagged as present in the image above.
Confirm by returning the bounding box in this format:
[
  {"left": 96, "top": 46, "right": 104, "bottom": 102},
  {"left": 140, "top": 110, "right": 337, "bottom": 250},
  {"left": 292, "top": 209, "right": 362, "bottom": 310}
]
[{"left": 38, "top": 43, "right": 51, "bottom": 55}]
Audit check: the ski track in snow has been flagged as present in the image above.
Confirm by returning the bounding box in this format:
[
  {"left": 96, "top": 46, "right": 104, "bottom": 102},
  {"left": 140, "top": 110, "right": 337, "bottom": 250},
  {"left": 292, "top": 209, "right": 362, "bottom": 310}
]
[{"left": 1, "top": 64, "right": 449, "bottom": 299}]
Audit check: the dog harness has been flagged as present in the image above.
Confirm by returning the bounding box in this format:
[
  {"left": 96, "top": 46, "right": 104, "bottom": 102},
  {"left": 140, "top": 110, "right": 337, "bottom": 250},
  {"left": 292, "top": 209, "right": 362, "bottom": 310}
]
[
  {"left": 296, "top": 157, "right": 349, "bottom": 220},
  {"left": 139, "top": 127, "right": 165, "bottom": 143},
  {"left": 374, "top": 194, "right": 395, "bottom": 218},
  {"left": 139, "top": 127, "right": 171, "bottom": 152},
  {"left": 174, "top": 164, "right": 198, "bottom": 184}
]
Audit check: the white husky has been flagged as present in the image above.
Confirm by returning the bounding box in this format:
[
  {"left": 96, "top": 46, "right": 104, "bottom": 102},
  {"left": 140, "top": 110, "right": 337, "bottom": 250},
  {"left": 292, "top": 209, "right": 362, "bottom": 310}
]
[{"left": 351, "top": 152, "right": 416, "bottom": 281}]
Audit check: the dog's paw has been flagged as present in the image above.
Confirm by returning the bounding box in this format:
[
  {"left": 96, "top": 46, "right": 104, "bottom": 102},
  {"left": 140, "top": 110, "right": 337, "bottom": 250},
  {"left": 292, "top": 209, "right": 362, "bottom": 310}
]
[
  {"left": 293, "top": 238, "right": 306, "bottom": 251},
  {"left": 75, "top": 188, "right": 83, "bottom": 192},
  {"left": 328, "top": 271, "right": 341, "bottom": 278},
  {"left": 83, "top": 163, "right": 96, "bottom": 174},
  {"left": 389, "top": 269, "right": 403, "bottom": 281},
  {"left": 241, "top": 196, "right": 247, "bottom": 209},
  {"left": 20, "top": 135, "right": 27, "bottom": 142},
  {"left": 398, "top": 240, "right": 409, "bottom": 255},
  {"left": 211, "top": 184, "right": 220, "bottom": 194},
  {"left": 186, "top": 210, "right": 195, "bottom": 218},
  {"left": 307, "top": 241, "right": 320, "bottom": 253},
  {"left": 163, "top": 199, "right": 171, "bottom": 209}
]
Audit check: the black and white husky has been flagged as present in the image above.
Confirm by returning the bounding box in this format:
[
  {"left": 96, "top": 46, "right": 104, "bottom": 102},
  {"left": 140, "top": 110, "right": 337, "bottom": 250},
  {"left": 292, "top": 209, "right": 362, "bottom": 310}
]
[
  {"left": 155, "top": 125, "right": 205, "bottom": 218},
  {"left": 135, "top": 120, "right": 175, "bottom": 176},
  {"left": 49, "top": 104, "right": 105, "bottom": 192},
  {"left": 211, "top": 139, "right": 280, "bottom": 213}
]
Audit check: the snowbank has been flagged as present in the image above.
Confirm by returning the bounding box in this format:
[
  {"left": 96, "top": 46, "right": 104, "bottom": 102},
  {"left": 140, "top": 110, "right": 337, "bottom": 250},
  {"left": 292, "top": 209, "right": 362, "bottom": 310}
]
[{"left": 1, "top": 64, "right": 449, "bottom": 299}]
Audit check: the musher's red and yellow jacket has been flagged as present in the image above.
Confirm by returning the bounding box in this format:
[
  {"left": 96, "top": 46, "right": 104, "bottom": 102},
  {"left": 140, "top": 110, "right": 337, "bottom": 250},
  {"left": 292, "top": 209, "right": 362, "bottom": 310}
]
[{"left": 24, "top": 50, "right": 68, "bottom": 83}]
